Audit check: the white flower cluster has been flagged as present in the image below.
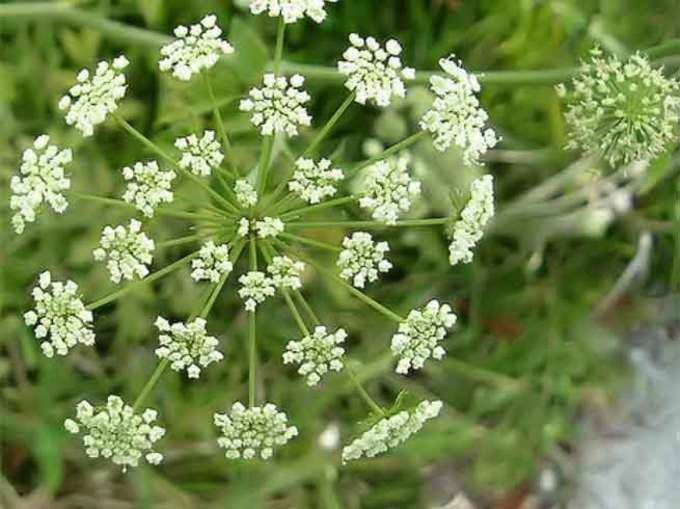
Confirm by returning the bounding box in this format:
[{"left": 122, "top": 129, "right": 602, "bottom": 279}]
[
  {"left": 390, "top": 300, "right": 456, "bottom": 374},
  {"left": 267, "top": 255, "right": 305, "bottom": 289},
  {"left": 10, "top": 135, "right": 72, "bottom": 234},
  {"left": 338, "top": 34, "right": 415, "bottom": 107},
  {"left": 191, "top": 241, "right": 233, "bottom": 283},
  {"left": 238, "top": 271, "right": 275, "bottom": 311},
  {"left": 238, "top": 217, "right": 251, "bottom": 237},
  {"left": 214, "top": 402, "right": 298, "bottom": 459},
  {"left": 64, "top": 396, "right": 165, "bottom": 472},
  {"left": 289, "top": 157, "right": 344, "bottom": 204},
  {"left": 337, "top": 232, "right": 392, "bottom": 288},
  {"left": 121, "top": 160, "right": 176, "bottom": 217},
  {"left": 175, "top": 130, "right": 224, "bottom": 176},
  {"left": 254, "top": 217, "right": 285, "bottom": 238},
  {"left": 448, "top": 175, "right": 494, "bottom": 266},
  {"left": 159, "top": 15, "right": 234, "bottom": 81},
  {"left": 239, "top": 74, "right": 312, "bottom": 137},
  {"left": 24, "top": 271, "right": 94, "bottom": 358},
  {"left": 283, "top": 326, "right": 346, "bottom": 385},
  {"left": 420, "top": 55, "right": 498, "bottom": 166},
  {"left": 93, "top": 219, "right": 155, "bottom": 283},
  {"left": 341, "top": 400, "right": 442, "bottom": 463},
  {"left": 59, "top": 56, "right": 129, "bottom": 137},
  {"left": 359, "top": 154, "right": 421, "bottom": 225},
  {"left": 248, "top": 0, "right": 338, "bottom": 24},
  {"left": 154, "top": 316, "right": 223, "bottom": 378},
  {"left": 235, "top": 179, "right": 258, "bottom": 208},
  {"left": 557, "top": 47, "right": 680, "bottom": 166}
]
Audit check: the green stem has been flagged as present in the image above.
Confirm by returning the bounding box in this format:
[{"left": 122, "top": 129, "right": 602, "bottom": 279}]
[
  {"left": 273, "top": 17, "right": 286, "bottom": 74},
  {"left": 293, "top": 289, "right": 320, "bottom": 325},
  {"left": 302, "top": 92, "right": 356, "bottom": 157},
  {"left": 133, "top": 359, "right": 170, "bottom": 411},
  {"left": 157, "top": 234, "right": 204, "bottom": 249},
  {"left": 444, "top": 358, "right": 525, "bottom": 392},
  {"left": 248, "top": 236, "right": 259, "bottom": 407},
  {"left": 281, "top": 196, "right": 357, "bottom": 220},
  {"left": 351, "top": 131, "right": 427, "bottom": 175},
  {"left": 203, "top": 72, "right": 238, "bottom": 177},
  {"left": 287, "top": 217, "right": 449, "bottom": 229},
  {"left": 280, "top": 232, "right": 341, "bottom": 252},
  {"left": 346, "top": 365, "right": 385, "bottom": 416},
  {"left": 257, "top": 136, "right": 275, "bottom": 198}
]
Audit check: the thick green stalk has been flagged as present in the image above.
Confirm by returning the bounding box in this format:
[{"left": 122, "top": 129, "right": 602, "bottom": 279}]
[{"left": 273, "top": 17, "right": 286, "bottom": 74}]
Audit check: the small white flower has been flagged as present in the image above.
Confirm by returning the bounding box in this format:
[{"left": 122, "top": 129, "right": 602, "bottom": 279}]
[
  {"left": 283, "top": 326, "right": 346, "bottom": 386},
  {"left": 175, "top": 130, "right": 224, "bottom": 176},
  {"left": 267, "top": 255, "right": 305, "bottom": 289},
  {"left": 359, "top": 154, "right": 421, "bottom": 225},
  {"left": 64, "top": 395, "right": 165, "bottom": 472},
  {"left": 154, "top": 316, "right": 223, "bottom": 378},
  {"left": 248, "top": 0, "right": 338, "bottom": 23},
  {"left": 390, "top": 300, "right": 457, "bottom": 374},
  {"left": 448, "top": 175, "right": 494, "bottom": 266},
  {"left": 238, "top": 217, "right": 251, "bottom": 237},
  {"left": 289, "top": 157, "right": 344, "bottom": 204},
  {"left": 338, "top": 34, "right": 415, "bottom": 107},
  {"left": 235, "top": 179, "right": 258, "bottom": 208},
  {"left": 93, "top": 219, "right": 155, "bottom": 283},
  {"left": 159, "top": 15, "right": 234, "bottom": 81},
  {"left": 191, "top": 241, "right": 233, "bottom": 283},
  {"left": 10, "top": 135, "right": 72, "bottom": 234},
  {"left": 420, "top": 55, "right": 498, "bottom": 166},
  {"left": 214, "top": 402, "right": 298, "bottom": 459},
  {"left": 239, "top": 74, "right": 312, "bottom": 137},
  {"left": 337, "top": 232, "right": 392, "bottom": 288},
  {"left": 238, "top": 271, "right": 275, "bottom": 311},
  {"left": 59, "top": 56, "right": 129, "bottom": 136},
  {"left": 341, "top": 400, "right": 442, "bottom": 463},
  {"left": 121, "top": 160, "right": 176, "bottom": 217},
  {"left": 24, "top": 271, "right": 94, "bottom": 358},
  {"left": 254, "top": 217, "right": 285, "bottom": 239}
]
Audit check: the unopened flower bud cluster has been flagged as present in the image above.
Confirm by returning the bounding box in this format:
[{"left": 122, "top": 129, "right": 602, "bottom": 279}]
[
  {"left": 154, "top": 317, "right": 223, "bottom": 378},
  {"left": 93, "top": 219, "right": 155, "bottom": 283},
  {"left": 337, "top": 232, "right": 392, "bottom": 288},
  {"left": 191, "top": 241, "right": 233, "bottom": 283},
  {"left": 448, "top": 175, "right": 494, "bottom": 266},
  {"left": 283, "top": 326, "right": 346, "bottom": 385}
]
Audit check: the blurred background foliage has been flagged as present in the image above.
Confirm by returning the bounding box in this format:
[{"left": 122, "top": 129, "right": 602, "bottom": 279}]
[{"left": 1, "top": 0, "right": 679, "bottom": 508}]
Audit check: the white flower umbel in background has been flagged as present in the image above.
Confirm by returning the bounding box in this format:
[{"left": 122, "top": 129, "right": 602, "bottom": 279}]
[
  {"left": 191, "top": 242, "right": 233, "bottom": 283},
  {"left": 254, "top": 217, "right": 285, "bottom": 238},
  {"left": 338, "top": 34, "right": 415, "bottom": 107},
  {"left": 64, "top": 396, "right": 165, "bottom": 472},
  {"left": 154, "top": 317, "right": 223, "bottom": 379},
  {"left": 337, "top": 232, "right": 392, "bottom": 288},
  {"left": 289, "top": 157, "right": 344, "bottom": 204},
  {"left": 214, "top": 402, "right": 298, "bottom": 459},
  {"left": 238, "top": 217, "right": 251, "bottom": 237},
  {"left": 10, "top": 135, "right": 72, "bottom": 234},
  {"left": 93, "top": 219, "right": 155, "bottom": 283},
  {"left": 420, "top": 55, "right": 499, "bottom": 166},
  {"left": 238, "top": 271, "right": 275, "bottom": 311},
  {"left": 283, "top": 326, "right": 346, "bottom": 385},
  {"left": 239, "top": 74, "right": 312, "bottom": 136},
  {"left": 248, "top": 0, "right": 338, "bottom": 24},
  {"left": 448, "top": 174, "right": 495, "bottom": 266},
  {"left": 391, "top": 300, "right": 457, "bottom": 374},
  {"left": 159, "top": 14, "right": 234, "bottom": 81},
  {"left": 235, "top": 179, "right": 258, "bottom": 208},
  {"left": 175, "top": 130, "right": 224, "bottom": 176},
  {"left": 121, "top": 160, "right": 176, "bottom": 217},
  {"left": 267, "top": 255, "right": 305, "bottom": 289},
  {"left": 59, "top": 56, "right": 129, "bottom": 137},
  {"left": 24, "top": 271, "right": 94, "bottom": 358},
  {"left": 341, "top": 400, "right": 442, "bottom": 463},
  {"left": 556, "top": 47, "right": 680, "bottom": 166}
]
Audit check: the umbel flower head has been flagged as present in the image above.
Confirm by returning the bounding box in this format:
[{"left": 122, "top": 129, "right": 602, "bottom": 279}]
[
  {"left": 255, "top": 217, "right": 285, "bottom": 238},
  {"left": 214, "top": 402, "right": 298, "bottom": 459},
  {"left": 64, "top": 396, "right": 165, "bottom": 472},
  {"left": 175, "top": 130, "right": 224, "bottom": 176},
  {"left": 338, "top": 34, "right": 415, "bottom": 107},
  {"left": 58, "top": 56, "right": 129, "bottom": 137},
  {"left": 121, "top": 160, "right": 176, "bottom": 217},
  {"left": 10, "top": 135, "right": 72, "bottom": 234},
  {"left": 267, "top": 255, "right": 305, "bottom": 289},
  {"left": 191, "top": 241, "right": 233, "bottom": 283},
  {"left": 159, "top": 14, "right": 234, "bottom": 81},
  {"left": 391, "top": 300, "right": 457, "bottom": 374},
  {"left": 24, "top": 271, "right": 95, "bottom": 358},
  {"left": 154, "top": 317, "right": 223, "bottom": 378},
  {"left": 337, "top": 232, "right": 392, "bottom": 288},
  {"left": 93, "top": 219, "right": 155, "bottom": 283},
  {"left": 289, "top": 157, "right": 344, "bottom": 204},
  {"left": 248, "top": 0, "right": 338, "bottom": 24},
  {"left": 420, "top": 55, "right": 499, "bottom": 166},
  {"left": 341, "top": 400, "right": 443, "bottom": 463},
  {"left": 238, "top": 271, "right": 276, "bottom": 311},
  {"left": 240, "top": 73, "right": 312, "bottom": 136},
  {"left": 557, "top": 47, "right": 680, "bottom": 166},
  {"left": 283, "top": 326, "right": 346, "bottom": 386},
  {"left": 448, "top": 174, "right": 494, "bottom": 266},
  {"left": 235, "top": 179, "right": 258, "bottom": 208}
]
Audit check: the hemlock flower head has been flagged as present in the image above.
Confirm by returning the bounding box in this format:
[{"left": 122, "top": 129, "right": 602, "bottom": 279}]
[
  {"left": 420, "top": 55, "right": 499, "bottom": 166},
  {"left": 214, "top": 402, "right": 298, "bottom": 459},
  {"left": 154, "top": 316, "right": 223, "bottom": 378},
  {"left": 283, "top": 326, "right": 346, "bottom": 386},
  {"left": 238, "top": 217, "right": 251, "bottom": 237},
  {"left": 448, "top": 174, "right": 494, "bottom": 266},
  {"left": 159, "top": 15, "right": 234, "bottom": 81},
  {"left": 93, "top": 219, "right": 155, "bottom": 283},
  {"left": 10, "top": 135, "right": 72, "bottom": 234},
  {"left": 359, "top": 154, "right": 421, "bottom": 225},
  {"left": 121, "top": 160, "right": 176, "bottom": 217},
  {"left": 289, "top": 157, "right": 344, "bottom": 204},
  {"left": 239, "top": 74, "right": 312, "bottom": 137},
  {"left": 391, "top": 300, "right": 457, "bottom": 374},
  {"left": 175, "top": 130, "right": 224, "bottom": 176},
  {"left": 341, "top": 399, "right": 442, "bottom": 463},
  {"left": 338, "top": 34, "right": 415, "bottom": 107},
  {"left": 24, "top": 271, "right": 94, "bottom": 358},
  {"left": 235, "top": 179, "right": 258, "bottom": 208},
  {"left": 248, "top": 0, "right": 338, "bottom": 24},
  {"left": 58, "top": 56, "right": 129, "bottom": 137},
  {"left": 254, "top": 217, "right": 285, "bottom": 239},
  {"left": 64, "top": 396, "right": 165, "bottom": 472},
  {"left": 267, "top": 255, "right": 305, "bottom": 289},
  {"left": 337, "top": 232, "right": 392, "bottom": 288},
  {"left": 238, "top": 271, "right": 276, "bottom": 311},
  {"left": 557, "top": 47, "right": 680, "bottom": 166},
  {"left": 191, "top": 241, "right": 233, "bottom": 283}
]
